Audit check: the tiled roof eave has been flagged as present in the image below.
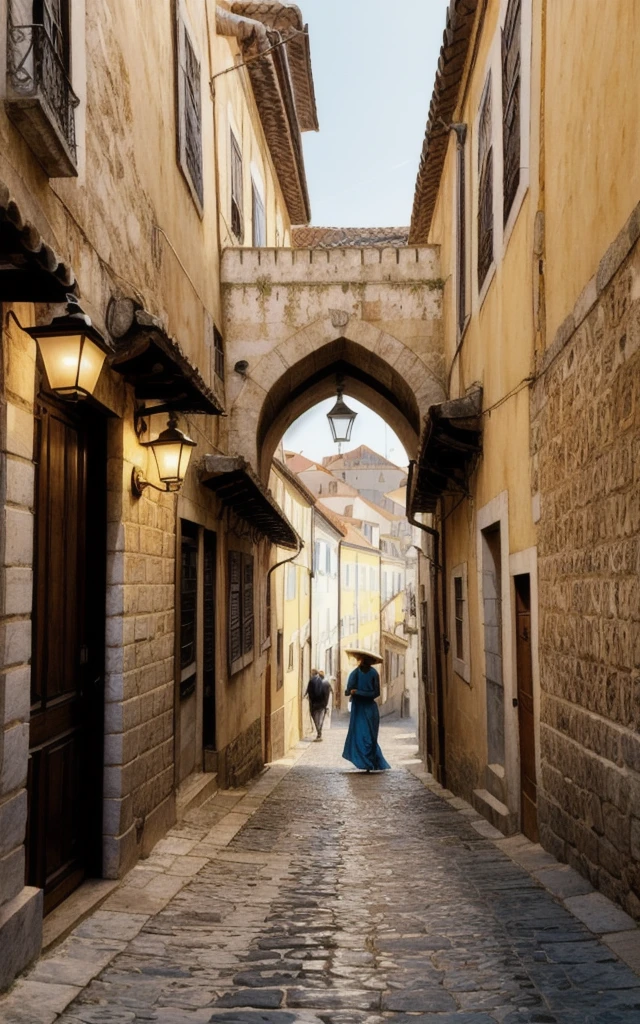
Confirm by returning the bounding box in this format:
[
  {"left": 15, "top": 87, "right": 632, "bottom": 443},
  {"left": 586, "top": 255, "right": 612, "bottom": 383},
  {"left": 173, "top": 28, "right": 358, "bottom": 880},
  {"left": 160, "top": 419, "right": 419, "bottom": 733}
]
[{"left": 409, "top": 0, "right": 479, "bottom": 244}]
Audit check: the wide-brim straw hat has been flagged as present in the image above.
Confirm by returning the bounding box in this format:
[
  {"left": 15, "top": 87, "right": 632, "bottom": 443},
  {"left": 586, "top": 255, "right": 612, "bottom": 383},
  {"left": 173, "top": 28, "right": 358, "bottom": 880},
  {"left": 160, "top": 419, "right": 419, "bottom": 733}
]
[{"left": 344, "top": 647, "right": 383, "bottom": 665}]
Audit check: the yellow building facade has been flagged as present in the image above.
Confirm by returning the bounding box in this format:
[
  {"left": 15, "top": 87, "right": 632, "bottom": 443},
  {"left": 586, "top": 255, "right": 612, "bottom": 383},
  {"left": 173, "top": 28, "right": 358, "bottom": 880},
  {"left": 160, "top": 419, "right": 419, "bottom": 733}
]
[
  {"left": 338, "top": 526, "right": 381, "bottom": 705},
  {"left": 268, "top": 461, "right": 313, "bottom": 757},
  {"left": 409, "top": 0, "right": 640, "bottom": 916}
]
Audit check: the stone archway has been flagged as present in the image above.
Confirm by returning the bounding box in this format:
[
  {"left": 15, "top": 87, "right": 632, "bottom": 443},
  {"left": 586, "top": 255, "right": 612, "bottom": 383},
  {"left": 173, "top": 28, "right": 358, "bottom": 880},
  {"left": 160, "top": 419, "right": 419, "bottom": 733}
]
[{"left": 221, "top": 245, "right": 445, "bottom": 480}]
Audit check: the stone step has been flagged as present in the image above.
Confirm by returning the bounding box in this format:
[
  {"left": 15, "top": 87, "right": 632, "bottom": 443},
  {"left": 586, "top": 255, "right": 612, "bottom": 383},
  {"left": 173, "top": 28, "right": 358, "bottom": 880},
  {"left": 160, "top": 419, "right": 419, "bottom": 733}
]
[
  {"left": 176, "top": 771, "right": 218, "bottom": 821},
  {"left": 472, "top": 788, "right": 518, "bottom": 836},
  {"left": 485, "top": 762, "right": 506, "bottom": 803}
]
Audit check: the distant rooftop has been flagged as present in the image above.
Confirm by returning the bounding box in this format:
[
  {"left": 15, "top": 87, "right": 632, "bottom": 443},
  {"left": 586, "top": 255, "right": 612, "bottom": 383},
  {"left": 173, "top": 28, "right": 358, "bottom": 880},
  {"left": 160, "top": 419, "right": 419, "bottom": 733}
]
[{"left": 291, "top": 226, "right": 410, "bottom": 249}]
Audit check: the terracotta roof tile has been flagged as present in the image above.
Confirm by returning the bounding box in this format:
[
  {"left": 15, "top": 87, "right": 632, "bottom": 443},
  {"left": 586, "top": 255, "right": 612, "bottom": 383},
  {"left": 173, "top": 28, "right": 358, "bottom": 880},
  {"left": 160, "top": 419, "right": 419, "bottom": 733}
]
[
  {"left": 409, "top": 0, "right": 479, "bottom": 244},
  {"left": 292, "top": 226, "right": 409, "bottom": 249}
]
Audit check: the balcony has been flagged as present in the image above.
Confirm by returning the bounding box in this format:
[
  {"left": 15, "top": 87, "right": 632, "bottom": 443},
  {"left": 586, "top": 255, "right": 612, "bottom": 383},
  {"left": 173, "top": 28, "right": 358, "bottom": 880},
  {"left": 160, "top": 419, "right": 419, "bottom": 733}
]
[{"left": 5, "top": 10, "right": 79, "bottom": 177}]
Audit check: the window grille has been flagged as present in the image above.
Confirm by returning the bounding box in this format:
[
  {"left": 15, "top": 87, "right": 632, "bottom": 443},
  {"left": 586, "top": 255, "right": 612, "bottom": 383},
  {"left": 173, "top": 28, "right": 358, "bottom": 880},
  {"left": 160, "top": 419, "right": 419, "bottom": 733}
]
[
  {"left": 180, "top": 525, "right": 198, "bottom": 677},
  {"left": 230, "top": 131, "right": 244, "bottom": 241},
  {"left": 502, "top": 0, "right": 521, "bottom": 224},
  {"left": 477, "top": 74, "right": 494, "bottom": 291},
  {"left": 252, "top": 182, "right": 266, "bottom": 246}
]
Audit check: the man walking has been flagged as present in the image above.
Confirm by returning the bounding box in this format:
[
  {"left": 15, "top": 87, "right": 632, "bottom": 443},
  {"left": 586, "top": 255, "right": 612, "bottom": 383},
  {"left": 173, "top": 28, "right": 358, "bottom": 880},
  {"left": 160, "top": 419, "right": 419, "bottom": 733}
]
[{"left": 305, "top": 669, "right": 332, "bottom": 741}]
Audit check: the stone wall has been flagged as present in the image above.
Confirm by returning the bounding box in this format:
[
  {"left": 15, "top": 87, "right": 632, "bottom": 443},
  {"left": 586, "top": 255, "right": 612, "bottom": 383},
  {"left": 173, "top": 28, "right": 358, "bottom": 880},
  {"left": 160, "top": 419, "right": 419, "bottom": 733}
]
[
  {"left": 103, "top": 406, "right": 178, "bottom": 878},
  {"left": 0, "top": 308, "right": 43, "bottom": 984},
  {"left": 532, "top": 204, "right": 640, "bottom": 917}
]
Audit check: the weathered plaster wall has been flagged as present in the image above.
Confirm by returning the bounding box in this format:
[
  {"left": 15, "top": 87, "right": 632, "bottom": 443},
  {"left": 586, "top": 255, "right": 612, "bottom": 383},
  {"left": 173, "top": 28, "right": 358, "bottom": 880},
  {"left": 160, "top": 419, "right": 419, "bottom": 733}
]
[
  {"left": 222, "top": 246, "right": 445, "bottom": 479},
  {"left": 532, "top": 210, "right": 640, "bottom": 918}
]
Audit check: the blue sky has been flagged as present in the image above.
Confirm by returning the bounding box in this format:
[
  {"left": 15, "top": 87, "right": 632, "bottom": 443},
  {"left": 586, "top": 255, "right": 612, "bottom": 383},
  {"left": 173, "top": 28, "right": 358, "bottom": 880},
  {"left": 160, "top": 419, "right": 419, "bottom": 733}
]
[
  {"left": 284, "top": 0, "right": 448, "bottom": 463},
  {"left": 300, "top": 0, "right": 450, "bottom": 227}
]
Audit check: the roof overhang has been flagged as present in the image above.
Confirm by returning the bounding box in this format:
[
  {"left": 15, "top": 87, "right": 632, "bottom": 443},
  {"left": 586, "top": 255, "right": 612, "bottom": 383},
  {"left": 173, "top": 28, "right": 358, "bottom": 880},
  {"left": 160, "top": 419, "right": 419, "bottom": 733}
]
[
  {"left": 218, "top": 4, "right": 313, "bottom": 225},
  {"left": 408, "top": 387, "right": 483, "bottom": 515},
  {"left": 200, "top": 454, "right": 299, "bottom": 549},
  {"left": 409, "top": 0, "right": 479, "bottom": 244},
  {"left": 0, "top": 180, "right": 77, "bottom": 301},
  {"left": 110, "top": 309, "right": 222, "bottom": 415}
]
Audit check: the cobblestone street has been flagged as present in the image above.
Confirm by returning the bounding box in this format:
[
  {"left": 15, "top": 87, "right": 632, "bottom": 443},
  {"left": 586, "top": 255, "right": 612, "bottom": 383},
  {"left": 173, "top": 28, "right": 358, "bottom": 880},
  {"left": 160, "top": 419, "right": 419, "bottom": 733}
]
[{"left": 3, "top": 719, "right": 640, "bottom": 1024}]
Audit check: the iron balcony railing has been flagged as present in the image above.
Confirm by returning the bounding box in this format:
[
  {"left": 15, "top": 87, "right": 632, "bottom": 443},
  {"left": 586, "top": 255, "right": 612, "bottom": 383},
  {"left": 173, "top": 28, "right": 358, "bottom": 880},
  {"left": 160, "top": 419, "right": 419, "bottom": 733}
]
[{"left": 6, "top": 12, "right": 79, "bottom": 161}]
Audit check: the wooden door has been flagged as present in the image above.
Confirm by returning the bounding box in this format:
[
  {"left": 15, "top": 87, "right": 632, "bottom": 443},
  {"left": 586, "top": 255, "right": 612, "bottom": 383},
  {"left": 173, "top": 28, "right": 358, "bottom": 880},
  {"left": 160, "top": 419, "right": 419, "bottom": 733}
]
[
  {"left": 515, "top": 574, "right": 538, "bottom": 841},
  {"left": 27, "top": 397, "right": 105, "bottom": 914}
]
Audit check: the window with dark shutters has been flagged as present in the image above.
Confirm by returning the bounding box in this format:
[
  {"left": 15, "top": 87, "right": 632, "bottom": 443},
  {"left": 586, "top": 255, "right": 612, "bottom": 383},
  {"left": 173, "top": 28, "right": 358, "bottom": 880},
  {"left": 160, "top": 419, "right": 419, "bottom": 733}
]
[
  {"left": 230, "top": 131, "right": 244, "bottom": 241},
  {"left": 183, "top": 32, "right": 203, "bottom": 206},
  {"left": 175, "top": 12, "right": 203, "bottom": 212},
  {"left": 242, "top": 556, "right": 254, "bottom": 655},
  {"left": 214, "top": 327, "right": 225, "bottom": 382},
  {"left": 502, "top": 0, "right": 521, "bottom": 225},
  {"left": 228, "top": 551, "right": 255, "bottom": 675},
  {"left": 477, "top": 74, "right": 494, "bottom": 291},
  {"left": 455, "top": 126, "right": 468, "bottom": 335}
]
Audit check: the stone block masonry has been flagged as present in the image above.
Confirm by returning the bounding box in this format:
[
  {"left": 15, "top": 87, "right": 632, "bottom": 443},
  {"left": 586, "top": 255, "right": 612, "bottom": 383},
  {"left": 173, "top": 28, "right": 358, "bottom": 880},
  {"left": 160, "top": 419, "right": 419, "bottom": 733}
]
[{"left": 531, "top": 203, "right": 640, "bottom": 918}]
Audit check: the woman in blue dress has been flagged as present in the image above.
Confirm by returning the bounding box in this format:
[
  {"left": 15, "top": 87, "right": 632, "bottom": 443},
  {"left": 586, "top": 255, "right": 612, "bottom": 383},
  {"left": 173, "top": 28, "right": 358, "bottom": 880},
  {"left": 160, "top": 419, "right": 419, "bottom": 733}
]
[{"left": 342, "top": 650, "right": 391, "bottom": 772}]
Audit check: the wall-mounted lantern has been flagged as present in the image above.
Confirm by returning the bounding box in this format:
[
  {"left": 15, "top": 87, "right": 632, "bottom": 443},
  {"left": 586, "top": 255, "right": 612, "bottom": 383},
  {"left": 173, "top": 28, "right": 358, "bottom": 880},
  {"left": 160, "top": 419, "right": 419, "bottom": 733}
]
[
  {"left": 132, "top": 413, "right": 197, "bottom": 496},
  {"left": 23, "top": 296, "right": 110, "bottom": 401},
  {"left": 326, "top": 375, "right": 357, "bottom": 444}
]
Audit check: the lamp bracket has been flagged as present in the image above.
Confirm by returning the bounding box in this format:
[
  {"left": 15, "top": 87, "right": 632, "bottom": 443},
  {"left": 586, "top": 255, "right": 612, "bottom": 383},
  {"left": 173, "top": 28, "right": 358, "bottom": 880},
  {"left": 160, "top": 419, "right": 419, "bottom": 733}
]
[{"left": 131, "top": 466, "right": 175, "bottom": 498}]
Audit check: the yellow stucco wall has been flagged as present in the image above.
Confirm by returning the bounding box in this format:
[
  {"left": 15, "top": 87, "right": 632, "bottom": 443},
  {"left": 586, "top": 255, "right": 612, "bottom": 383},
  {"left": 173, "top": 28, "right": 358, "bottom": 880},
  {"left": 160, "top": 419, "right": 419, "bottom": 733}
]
[
  {"left": 339, "top": 544, "right": 381, "bottom": 689},
  {"left": 427, "top": 0, "right": 540, "bottom": 796},
  {"left": 543, "top": 0, "right": 640, "bottom": 345}
]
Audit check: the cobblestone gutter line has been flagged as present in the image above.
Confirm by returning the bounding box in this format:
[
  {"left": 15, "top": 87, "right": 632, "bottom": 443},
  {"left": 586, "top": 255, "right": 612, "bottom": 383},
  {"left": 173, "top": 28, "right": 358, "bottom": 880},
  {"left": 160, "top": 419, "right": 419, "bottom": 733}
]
[{"left": 406, "top": 760, "right": 640, "bottom": 976}]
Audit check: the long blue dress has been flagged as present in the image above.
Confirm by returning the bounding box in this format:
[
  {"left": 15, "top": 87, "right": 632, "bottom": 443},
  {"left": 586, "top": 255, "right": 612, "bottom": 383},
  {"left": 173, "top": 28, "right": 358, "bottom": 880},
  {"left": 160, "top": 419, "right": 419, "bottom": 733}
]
[{"left": 342, "top": 666, "right": 391, "bottom": 771}]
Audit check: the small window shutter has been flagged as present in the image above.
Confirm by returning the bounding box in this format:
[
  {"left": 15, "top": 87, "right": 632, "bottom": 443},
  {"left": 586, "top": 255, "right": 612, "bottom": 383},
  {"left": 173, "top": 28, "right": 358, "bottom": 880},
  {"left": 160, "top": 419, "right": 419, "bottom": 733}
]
[
  {"left": 477, "top": 74, "right": 494, "bottom": 290},
  {"left": 230, "top": 132, "right": 244, "bottom": 241},
  {"left": 228, "top": 551, "right": 243, "bottom": 672},
  {"left": 183, "top": 30, "right": 203, "bottom": 206},
  {"left": 242, "top": 555, "right": 254, "bottom": 655},
  {"left": 502, "top": 0, "right": 521, "bottom": 224},
  {"left": 252, "top": 183, "right": 266, "bottom": 246}
]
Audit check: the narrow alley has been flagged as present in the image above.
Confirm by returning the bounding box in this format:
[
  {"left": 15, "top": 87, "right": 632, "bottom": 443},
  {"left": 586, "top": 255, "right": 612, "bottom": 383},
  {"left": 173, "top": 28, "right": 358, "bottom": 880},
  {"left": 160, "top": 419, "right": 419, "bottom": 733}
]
[{"left": 4, "top": 719, "right": 640, "bottom": 1024}]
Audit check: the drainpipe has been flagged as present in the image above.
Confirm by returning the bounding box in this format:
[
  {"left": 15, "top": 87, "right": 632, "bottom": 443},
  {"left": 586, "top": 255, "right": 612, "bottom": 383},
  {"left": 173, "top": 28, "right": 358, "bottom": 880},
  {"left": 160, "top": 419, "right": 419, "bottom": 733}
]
[{"left": 407, "top": 460, "right": 447, "bottom": 786}]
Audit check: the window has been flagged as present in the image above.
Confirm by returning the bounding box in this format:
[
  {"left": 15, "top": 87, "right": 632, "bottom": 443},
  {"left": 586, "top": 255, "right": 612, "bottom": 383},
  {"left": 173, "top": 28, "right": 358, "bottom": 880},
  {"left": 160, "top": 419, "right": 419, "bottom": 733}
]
[
  {"left": 176, "top": 11, "right": 203, "bottom": 210},
  {"left": 502, "top": 0, "right": 521, "bottom": 225},
  {"left": 477, "top": 73, "right": 494, "bottom": 291},
  {"left": 454, "top": 576, "right": 464, "bottom": 660},
  {"left": 369, "top": 567, "right": 376, "bottom": 591},
  {"left": 276, "top": 629, "right": 284, "bottom": 690},
  {"left": 252, "top": 181, "right": 266, "bottom": 246},
  {"left": 329, "top": 481, "right": 338, "bottom": 495},
  {"left": 326, "top": 545, "right": 331, "bottom": 574},
  {"left": 228, "top": 551, "right": 254, "bottom": 675},
  {"left": 455, "top": 124, "right": 468, "bottom": 334},
  {"left": 362, "top": 523, "right": 373, "bottom": 543},
  {"left": 287, "top": 642, "right": 294, "bottom": 672},
  {"left": 214, "top": 327, "right": 225, "bottom": 382},
  {"left": 265, "top": 574, "right": 271, "bottom": 642},
  {"left": 451, "top": 563, "right": 470, "bottom": 683},
  {"left": 180, "top": 523, "right": 198, "bottom": 695},
  {"left": 230, "top": 131, "right": 244, "bottom": 241},
  {"left": 286, "top": 564, "right": 297, "bottom": 601},
  {"left": 314, "top": 541, "right": 321, "bottom": 573}
]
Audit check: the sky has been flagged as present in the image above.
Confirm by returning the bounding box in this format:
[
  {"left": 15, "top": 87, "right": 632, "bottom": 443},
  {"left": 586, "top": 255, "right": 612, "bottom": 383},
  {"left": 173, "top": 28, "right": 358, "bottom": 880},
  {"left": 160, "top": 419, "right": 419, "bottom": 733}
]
[
  {"left": 299, "top": 0, "right": 450, "bottom": 228},
  {"left": 283, "top": 396, "right": 408, "bottom": 468},
  {"left": 283, "top": 0, "right": 448, "bottom": 459}
]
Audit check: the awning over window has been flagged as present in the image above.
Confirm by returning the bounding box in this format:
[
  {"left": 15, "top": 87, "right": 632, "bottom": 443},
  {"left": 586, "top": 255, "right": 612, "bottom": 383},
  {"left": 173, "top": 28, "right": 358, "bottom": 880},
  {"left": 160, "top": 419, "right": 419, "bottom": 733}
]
[
  {"left": 0, "top": 180, "right": 77, "bottom": 301},
  {"left": 408, "top": 387, "right": 483, "bottom": 515},
  {"left": 110, "top": 309, "right": 222, "bottom": 415},
  {"left": 200, "top": 455, "right": 299, "bottom": 549}
]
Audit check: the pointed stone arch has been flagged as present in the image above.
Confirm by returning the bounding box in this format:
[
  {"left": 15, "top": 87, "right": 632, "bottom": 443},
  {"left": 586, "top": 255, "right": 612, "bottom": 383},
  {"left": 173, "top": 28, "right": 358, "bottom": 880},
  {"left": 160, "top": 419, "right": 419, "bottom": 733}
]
[{"left": 227, "top": 314, "right": 445, "bottom": 481}]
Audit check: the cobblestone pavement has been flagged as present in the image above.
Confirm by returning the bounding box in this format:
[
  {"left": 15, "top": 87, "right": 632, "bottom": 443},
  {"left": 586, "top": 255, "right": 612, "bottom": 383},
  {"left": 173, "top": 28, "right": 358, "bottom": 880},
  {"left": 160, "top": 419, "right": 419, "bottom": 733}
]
[{"left": 3, "top": 718, "right": 640, "bottom": 1024}]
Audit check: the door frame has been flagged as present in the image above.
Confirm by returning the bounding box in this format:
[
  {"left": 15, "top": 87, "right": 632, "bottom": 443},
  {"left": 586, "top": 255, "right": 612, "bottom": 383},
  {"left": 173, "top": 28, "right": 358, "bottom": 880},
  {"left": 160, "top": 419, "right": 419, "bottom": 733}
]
[{"left": 508, "top": 546, "right": 541, "bottom": 823}]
